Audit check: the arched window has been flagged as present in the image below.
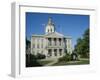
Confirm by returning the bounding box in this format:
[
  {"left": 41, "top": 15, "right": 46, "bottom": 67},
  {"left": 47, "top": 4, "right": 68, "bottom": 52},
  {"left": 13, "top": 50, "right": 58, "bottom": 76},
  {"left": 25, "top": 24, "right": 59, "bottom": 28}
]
[
  {"left": 48, "top": 29, "right": 49, "bottom": 32},
  {"left": 51, "top": 29, "right": 52, "bottom": 32}
]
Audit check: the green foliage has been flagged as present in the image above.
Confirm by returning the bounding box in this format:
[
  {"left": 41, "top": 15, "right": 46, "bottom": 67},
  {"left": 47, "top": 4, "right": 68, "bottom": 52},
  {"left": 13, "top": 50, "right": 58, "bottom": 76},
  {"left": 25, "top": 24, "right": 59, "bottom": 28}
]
[
  {"left": 36, "top": 53, "right": 46, "bottom": 59},
  {"left": 71, "top": 52, "right": 79, "bottom": 61},
  {"left": 53, "top": 59, "right": 89, "bottom": 66},
  {"left": 26, "top": 54, "right": 42, "bottom": 67},
  {"left": 26, "top": 38, "right": 31, "bottom": 49},
  {"left": 58, "top": 53, "right": 71, "bottom": 62},
  {"left": 74, "top": 28, "right": 89, "bottom": 58}
]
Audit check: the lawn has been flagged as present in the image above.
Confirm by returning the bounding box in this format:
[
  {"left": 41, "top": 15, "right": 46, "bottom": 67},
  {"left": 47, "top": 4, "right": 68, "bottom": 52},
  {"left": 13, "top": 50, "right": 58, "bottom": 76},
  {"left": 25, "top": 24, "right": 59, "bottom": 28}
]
[
  {"left": 38, "top": 60, "right": 53, "bottom": 65},
  {"left": 52, "top": 59, "right": 89, "bottom": 66}
]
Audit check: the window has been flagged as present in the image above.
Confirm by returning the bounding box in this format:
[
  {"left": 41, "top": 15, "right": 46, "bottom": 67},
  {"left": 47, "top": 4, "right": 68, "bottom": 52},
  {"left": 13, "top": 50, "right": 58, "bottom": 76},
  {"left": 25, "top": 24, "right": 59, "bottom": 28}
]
[
  {"left": 48, "top": 38, "right": 51, "bottom": 46},
  {"left": 33, "top": 44, "right": 35, "bottom": 48},
  {"left": 54, "top": 49, "right": 57, "bottom": 56},
  {"left": 41, "top": 44, "right": 43, "bottom": 48},
  {"left": 59, "top": 49, "right": 62, "bottom": 56},
  {"left": 48, "top": 49, "right": 52, "bottom": 57},
  {"left": 51, "top": 29, "right": 52, "bottom": 32},
  {"left": 37, "top": 44, "right": 39, "bottom": 48},
  {"left": 59, "top": 38, "right": 61, "bottom": 46},
  {"left": 54, "top": 38, "right": 57, "bottom": 46}
]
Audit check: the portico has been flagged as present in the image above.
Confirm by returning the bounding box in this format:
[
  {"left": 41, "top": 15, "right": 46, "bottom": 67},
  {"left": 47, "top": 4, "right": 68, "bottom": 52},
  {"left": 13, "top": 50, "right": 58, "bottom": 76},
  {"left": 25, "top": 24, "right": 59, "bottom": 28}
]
[
  {"left": 44, "top": 34, "right": 65, "bottom": 58},
  {"left": 47, "top": 37, "right": 64, "bottom": 46},
  {"left": 47, "top": 48, "right": 64, "bottom": 57}
]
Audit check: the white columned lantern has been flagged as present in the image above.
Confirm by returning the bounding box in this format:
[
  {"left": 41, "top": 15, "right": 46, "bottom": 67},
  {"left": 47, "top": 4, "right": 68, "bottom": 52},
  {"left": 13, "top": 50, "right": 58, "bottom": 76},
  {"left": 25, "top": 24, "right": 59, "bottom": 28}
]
[{"left": 45, "top": 17, "right": 55, "bottom": 34}]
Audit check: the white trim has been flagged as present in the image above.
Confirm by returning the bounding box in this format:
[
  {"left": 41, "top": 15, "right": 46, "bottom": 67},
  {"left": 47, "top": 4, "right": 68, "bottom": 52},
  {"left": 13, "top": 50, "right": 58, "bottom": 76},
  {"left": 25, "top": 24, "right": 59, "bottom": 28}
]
[
  {"left": 11, "top": 2, "right": 97, "bottom": 78},
  {"left": 11, "top": 2, "right": 20, "bottom": 77}
]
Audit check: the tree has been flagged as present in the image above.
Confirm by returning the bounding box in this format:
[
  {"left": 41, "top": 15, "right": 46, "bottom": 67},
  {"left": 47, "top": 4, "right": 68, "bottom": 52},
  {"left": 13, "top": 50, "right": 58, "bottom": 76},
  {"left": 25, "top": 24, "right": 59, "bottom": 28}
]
[
  {"left": 74, "top": 28, "right": 89, "bottom": 58},
  {"left": 26, "top": 38, "right": 31, "bottom": 50}
]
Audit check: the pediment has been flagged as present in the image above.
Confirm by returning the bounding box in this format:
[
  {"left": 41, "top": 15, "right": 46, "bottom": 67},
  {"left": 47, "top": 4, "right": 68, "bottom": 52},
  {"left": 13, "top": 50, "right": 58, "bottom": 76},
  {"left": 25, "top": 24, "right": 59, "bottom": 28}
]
[{"left": 44, "top": 32, "right": 64, "bottom": 38}]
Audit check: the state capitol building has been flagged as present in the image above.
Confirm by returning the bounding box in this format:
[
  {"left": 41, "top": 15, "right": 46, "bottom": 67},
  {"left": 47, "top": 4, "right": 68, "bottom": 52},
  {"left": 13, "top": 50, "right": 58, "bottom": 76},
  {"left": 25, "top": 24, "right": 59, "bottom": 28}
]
[{"left": 31, "top": 18, "right": 72, "bottom": 59}]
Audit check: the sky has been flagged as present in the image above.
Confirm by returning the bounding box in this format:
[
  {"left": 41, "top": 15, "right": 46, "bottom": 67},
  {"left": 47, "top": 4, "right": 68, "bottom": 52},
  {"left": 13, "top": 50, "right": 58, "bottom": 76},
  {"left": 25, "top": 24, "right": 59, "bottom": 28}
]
[{"left": 26, "top": 12, "right": 89, "bottom": 49}]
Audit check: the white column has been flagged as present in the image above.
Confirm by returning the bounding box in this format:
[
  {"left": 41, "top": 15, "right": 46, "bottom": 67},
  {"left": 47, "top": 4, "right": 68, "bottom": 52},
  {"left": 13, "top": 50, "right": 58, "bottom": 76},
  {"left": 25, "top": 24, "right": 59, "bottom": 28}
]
[
  {"left": 62, "top": 38, "right": 64, "bottom": 47},
  {"left": 46, "top": 38, "right": 48, "bottom": 47},
  {"left": 57, "top": 49, "right": 59, "bottom": 57},
  {"left": 45, "top": 49, "right": 48, "bottom": 59},
  {"left": 44, "top": 38, "right": 47, "bottom": 58},
  {"left": 61, "top": 38, "right": 63, "bottom": 46},
  {"left": 69, "top": 39, "right": 72, "bottom": 54},
  {"left": 52, "top": 49, "right": 54, "bottom": 58}
]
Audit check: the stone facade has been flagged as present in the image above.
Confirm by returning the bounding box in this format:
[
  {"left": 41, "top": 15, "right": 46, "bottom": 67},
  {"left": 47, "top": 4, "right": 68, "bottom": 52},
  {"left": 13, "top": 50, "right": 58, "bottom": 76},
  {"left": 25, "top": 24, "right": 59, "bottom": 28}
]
[{"left": 31, "top": 18, "right": 72, "bottom": 59}]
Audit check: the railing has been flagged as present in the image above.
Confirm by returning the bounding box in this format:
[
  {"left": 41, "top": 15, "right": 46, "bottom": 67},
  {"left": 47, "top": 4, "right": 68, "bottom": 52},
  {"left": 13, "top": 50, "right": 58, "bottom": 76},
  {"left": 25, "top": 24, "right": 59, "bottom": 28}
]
[{"left": 45, "top": 45, "right": 65, "bottom": 49}]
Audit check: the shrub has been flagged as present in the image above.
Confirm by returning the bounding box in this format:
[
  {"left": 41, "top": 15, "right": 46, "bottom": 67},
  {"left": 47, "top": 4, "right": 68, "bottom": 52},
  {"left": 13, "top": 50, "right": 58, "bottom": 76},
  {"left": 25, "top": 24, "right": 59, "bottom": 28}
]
[
  {"left": 58, "top": 53, "right": 71, "bottom": 62},
  {"left": 80, "top": 53, "right": 89, "bottom": 58},
  {"left": 26, "top": 54, "right": 42, "bottom": 67},
  {"left": 36, "top": 53, "right": 46, "bottom": 59},
  {"left": 71, "top": 52, "right": 78, "bottom": 61}
]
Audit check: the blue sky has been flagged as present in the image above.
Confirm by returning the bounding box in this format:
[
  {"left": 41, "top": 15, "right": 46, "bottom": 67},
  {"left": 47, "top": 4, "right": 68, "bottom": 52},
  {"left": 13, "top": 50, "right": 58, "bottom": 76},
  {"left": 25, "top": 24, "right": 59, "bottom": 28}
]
[{"left": 26, "top": 12, "right": 89, "bottom": 49}]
